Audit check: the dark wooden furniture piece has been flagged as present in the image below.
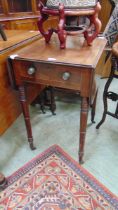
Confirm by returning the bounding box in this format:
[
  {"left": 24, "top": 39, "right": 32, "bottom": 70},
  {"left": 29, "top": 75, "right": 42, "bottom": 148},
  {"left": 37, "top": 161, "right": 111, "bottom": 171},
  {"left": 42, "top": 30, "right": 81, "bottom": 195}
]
[
  {"left": 0, "top": 30, "right": 43, "bottom": 188},
  {"left": 31, "top": 86, "right": 56, "bottom": 114},
  {"left": 0, "top": 31, "right": 45, "bottom": 189},
  {"left": 0, "top": 30, "right": 43, "bottom": 135},
  {"left": 96, "top": 41, "right": 118, "bottom": 129},
  {"left": 37, "top": 0, "right": 102, "bottom": 49},
  {"left": 9, "top": 35, "right": 106, "bottom": 163},
  {"left": 0, "top": 0, "right": 40, "bottom": 30},
  {"left": 96, "top": 0, "right": 116, "bottom": 78}
]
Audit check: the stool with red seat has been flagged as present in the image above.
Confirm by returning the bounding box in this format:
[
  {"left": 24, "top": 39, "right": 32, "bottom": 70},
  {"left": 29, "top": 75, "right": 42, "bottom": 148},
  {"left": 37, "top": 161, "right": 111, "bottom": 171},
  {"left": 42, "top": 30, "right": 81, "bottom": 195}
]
[{"left": 37, "top": 0, "right": 102, "bottom": 49}]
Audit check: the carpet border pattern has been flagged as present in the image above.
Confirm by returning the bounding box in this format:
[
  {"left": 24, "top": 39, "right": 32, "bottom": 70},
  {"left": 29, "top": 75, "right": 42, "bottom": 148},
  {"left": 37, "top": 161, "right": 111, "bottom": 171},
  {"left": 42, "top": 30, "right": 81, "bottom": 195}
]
[{"left": 0, "top": 145, "right": 118, "bottom": 209}]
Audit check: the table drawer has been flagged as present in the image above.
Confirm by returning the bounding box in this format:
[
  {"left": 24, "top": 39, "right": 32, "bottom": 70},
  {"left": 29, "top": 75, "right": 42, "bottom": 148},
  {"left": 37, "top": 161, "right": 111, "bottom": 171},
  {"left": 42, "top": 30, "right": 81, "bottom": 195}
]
[{"left": 16, "top": 61, "right": 82, "bottom": 91}]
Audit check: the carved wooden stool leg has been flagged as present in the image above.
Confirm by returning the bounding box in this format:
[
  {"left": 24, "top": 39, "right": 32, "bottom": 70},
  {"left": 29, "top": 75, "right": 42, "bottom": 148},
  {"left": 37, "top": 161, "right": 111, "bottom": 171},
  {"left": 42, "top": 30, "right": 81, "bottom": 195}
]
[
  {"left": 49, "top": 87, "right": 56, "bottom": 115},
  {"left": 18, "top": 85, "right": 36, "bottom": 150},
  {"left": 0, "top": 172, "right": 7, "bottom": 190},
  {"left": 44, "top": 87, "right": 51, "bottom": 106},
  {"left": 79, "top": 97, "right": 89, "bottom": 164},
  {"left": 31, "top": 93, "right": 46, "bottom": 114},
  {"left": 84, "top": 2, "right": 102, "bottom": 45},
  {"left": 43, "top": 87, "right": 56, "bottom": 115},
  {"left": 37, "top": 92, "right": 46, "bottom": 114},
  {"left": 57, "top": 3, "right": 67, "bottom": 49},
  {"left": 37, "top": 2, "right": 53, "bottom": 43}
]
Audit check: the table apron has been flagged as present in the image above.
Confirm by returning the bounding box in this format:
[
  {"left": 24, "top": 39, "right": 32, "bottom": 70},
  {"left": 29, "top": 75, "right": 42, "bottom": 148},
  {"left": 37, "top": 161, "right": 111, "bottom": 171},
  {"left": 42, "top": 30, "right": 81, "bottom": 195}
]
[{"left": 12, "top": 60, "right": 94, "bottom": 97}]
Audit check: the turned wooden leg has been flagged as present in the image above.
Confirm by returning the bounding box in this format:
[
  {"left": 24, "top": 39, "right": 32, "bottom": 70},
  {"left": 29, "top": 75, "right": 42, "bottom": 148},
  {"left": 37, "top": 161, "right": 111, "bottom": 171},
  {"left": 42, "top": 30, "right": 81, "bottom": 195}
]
[
  {"left": 37, "top": 2, "right": 53, "bottom": 43},
  {"left": 18, "top": 85, "right": 36, "bottom": 150},
  {"left": 0, "top": 172, "right": 7, "bottom": 189},
  {"left": 84, "top": 2, "right": 102, "bottom": 45},
  {"left": 79, "top": 97, "right": 89, "bottom": 164},
  {"left": 58, "top": 3, "right": 67, "bottom": 49}
]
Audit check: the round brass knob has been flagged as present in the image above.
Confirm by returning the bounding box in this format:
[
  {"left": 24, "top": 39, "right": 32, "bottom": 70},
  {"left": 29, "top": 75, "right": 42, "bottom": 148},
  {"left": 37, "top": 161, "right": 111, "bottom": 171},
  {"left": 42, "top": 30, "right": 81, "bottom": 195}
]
[
  {"left": 27, "top": 66, "right": 36, "bottom": 75},
  {"left": 62, "top": 72, "right": 71, "bottom": 81}
]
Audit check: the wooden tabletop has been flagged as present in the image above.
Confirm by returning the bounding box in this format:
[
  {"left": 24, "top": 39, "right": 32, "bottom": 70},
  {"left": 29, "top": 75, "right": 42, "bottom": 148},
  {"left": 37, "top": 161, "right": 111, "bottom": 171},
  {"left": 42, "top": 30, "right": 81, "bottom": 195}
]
[
  {"left": 0, "top": 30, "right": 41, "bottom": 53},
  {"left": 13, "top": 35, "right": 107, "bottom": 68}
]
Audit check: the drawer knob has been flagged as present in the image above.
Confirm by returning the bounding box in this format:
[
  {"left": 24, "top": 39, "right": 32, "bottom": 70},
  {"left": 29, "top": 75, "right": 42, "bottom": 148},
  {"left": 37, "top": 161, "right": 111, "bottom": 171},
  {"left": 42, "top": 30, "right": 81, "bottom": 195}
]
[
  {"left": 27, "top": 66, "right": 36, "bottom": 75},
  {"left": 62, "top": 72, "right": 71, "bottom": 81}
]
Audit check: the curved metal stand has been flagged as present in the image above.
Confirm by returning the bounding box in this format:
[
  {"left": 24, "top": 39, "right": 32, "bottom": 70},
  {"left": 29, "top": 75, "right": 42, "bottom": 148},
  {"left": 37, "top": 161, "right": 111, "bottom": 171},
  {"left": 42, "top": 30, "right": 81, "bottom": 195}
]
[{"left": 96, "top": 56, "right": 118, "bottom": 129}]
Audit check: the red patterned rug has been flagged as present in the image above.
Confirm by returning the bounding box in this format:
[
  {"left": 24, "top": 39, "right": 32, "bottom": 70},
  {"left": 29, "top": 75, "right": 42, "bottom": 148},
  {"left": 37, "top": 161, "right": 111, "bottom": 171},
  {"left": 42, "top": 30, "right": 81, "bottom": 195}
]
[{"left": 0, "top": 145, "right": 118, "bottom": 210}]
